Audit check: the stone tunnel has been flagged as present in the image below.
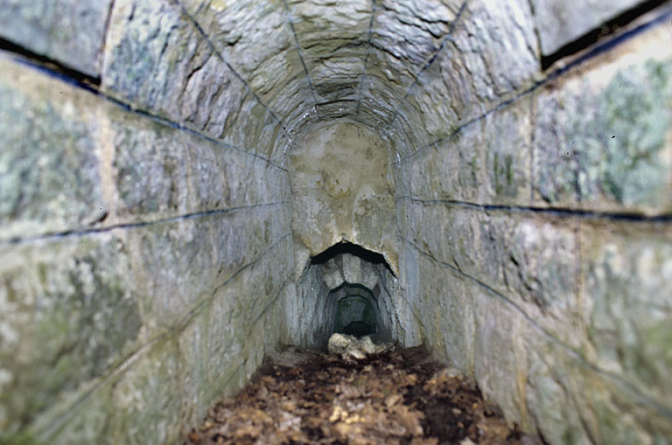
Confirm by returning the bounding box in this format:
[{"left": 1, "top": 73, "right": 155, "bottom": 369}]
[{"left": 0, "top": 0, "right": 671, "bottom": 443}]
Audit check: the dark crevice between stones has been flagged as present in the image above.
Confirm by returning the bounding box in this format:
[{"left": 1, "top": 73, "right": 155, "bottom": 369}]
[
  {"left": 310, "top": 241, "right": 395, "bottom": 276},
  {"left": 0, "top": 37, "right": 101, "bottom": 87},
  {"left": 540, "top": 0, "right": 671, "bottom": 70},
  {"left": 399, "top": 197, "right": 672, "bottom": 222}
]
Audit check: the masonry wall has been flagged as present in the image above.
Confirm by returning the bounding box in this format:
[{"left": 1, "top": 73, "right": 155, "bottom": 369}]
[
  {"left": 1, "top": 0, "right": 671, "bottom": 444},
  {"left": 396, "top": 12, "right": 672, "bottom": 445},
  {"left": 0, "top": 0, "right": 294, "bottom": 442}
]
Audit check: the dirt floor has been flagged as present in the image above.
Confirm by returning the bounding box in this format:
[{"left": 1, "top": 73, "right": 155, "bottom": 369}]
[{"left": 185, "top": 347, "right": 542, "bottom": 445}]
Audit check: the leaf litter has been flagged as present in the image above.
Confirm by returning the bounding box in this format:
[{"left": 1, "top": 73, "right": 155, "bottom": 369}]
[{"left": 185, "top": 346, "right": 542, "bottom": 445}]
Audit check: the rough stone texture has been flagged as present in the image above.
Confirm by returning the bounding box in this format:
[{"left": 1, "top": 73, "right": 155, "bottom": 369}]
[
  {"left": 533, "top": 27, "right": 672, "bottom": 214},
  {"left": 401, "top": 0, "right": 539, "bottom": 150},
  {"left": 322, "top": 253, "right": 379, "bottom": 291},
  {"left": 2, "top": 0, "right": 672, "bottom": 443},
  {"left": 0, "top": 55, "right": 106, "bottom": 241},
  {"left": 406, "top": 98, "right": 533, "bottom": 206},
  {"left": 182, "top": 0, "right": 313, "bottom": 130},
  {"left": 0, "top": 211, "right": 293, "bottom": 443},
  {"left": 0, "top": 233, "right": 140, "bottom": 438},
  {"left": 530, "top": 0, "right": 646, "bottom": 56},
  {"left": 0, "top": 0, "right": 112, "bottom": 77},
  {"left": 285, "top": 253, "right": 401, "bottom": 351},
  {"left": 0, "top": 55, "right": 293, "bottom": 443},
  {"left": 103, "top": 0, "right": 259, "bottom": 152},
  {"left": 289, "top": 120, "right": 398, "bottom": 273},
  {"left": 287, "top": 0, "right": 370, "bottom": 109},
  {"left": 0, "top": 53, "right": 290, "bottom": 240},
  {"left": 398, "top": 15, "right": 672, "bottom": 444},
  {"left": 581, "top": 221, "right": 672, "bottom": 409},
  {"left": 359, "top": 0, "right": 461, "bottom": 126}
]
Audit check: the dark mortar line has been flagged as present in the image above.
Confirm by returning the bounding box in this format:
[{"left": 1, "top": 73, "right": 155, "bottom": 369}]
[
  {"left": 355, "top": 0, "right": 378, "bottom": 117},
  {"left": 545, "top": 3, "right": 672, "bottom": 77},
  {"left": 398, "top": 235, "right": 672, "bottom": 419},
  {"left": 38, "top": 233, "right": 292, "bottom": 440},
  {"left": 382, "top": 0, "right": 469, "bottom": 130},
  {"left": 172, "top": 0, "right": 294, "bottom": 140},
  {"left": 238, "top": 248, "right": 293, "bottom": 330},
  {"left": 281, "top": 0, "right": 322, "bottom": 119},
  {"left": 397, "top": 4, "right": 672, "bottom": 166},
  {"left": 3, "top": 52, "right": 288, "bottom": 173},
  {"left": 0, "top": 37, "right": 101, "bottom": 85},
  {"left": 212, "top": 359, "right": 248, "bottom": 404},
  {"left": 1, "top": 202, "right": 291, "bottom": 246},
  {"left": 3, "top": 49, "right": 100, "bottom": 93},
  {"left": 391, "top": 226, "right": 432, "bottom": 331},
  {"left": 110, "top": 95, "right": 289, "bottom": 172},
  {"left": 541, "top": 0, "right": 672, "bottom": 70},
  {"left": 179, "top": 234, "right": 292, "bottom": 340},
  {"left": 397, "top": 196, "right": 672, "bottom": 223}
]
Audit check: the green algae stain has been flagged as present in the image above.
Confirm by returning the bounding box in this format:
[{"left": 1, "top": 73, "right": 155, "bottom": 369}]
[
  {"left": 573, "top": 59, "right": 672, "bottom": 207},
  {"left": 493, "top": 152, "right": 516, "bottom": 197}
]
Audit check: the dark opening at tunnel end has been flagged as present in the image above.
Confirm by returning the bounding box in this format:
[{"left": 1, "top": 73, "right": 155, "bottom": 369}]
[{"left": 310, "top": 241, "right": 395, "bottom": 276}]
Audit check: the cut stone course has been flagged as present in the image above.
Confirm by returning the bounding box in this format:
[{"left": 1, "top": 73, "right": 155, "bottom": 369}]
[
  {"left": 0, "top": 0, "right": 113, "bottom": 77},
  {"left": 1, "top": 0, "right": 671, "bottom": 443}
]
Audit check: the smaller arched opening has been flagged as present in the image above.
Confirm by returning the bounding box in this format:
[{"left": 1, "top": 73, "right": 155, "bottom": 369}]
[
  {"left": 286, "top": 241, "right": 401, "bottom": 351},
  {"left": 330, "top": 283, "right": 379, "bottom": 338}
]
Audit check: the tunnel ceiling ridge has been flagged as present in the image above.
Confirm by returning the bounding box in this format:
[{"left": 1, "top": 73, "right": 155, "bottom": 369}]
[
  {"left": 170, "top": 0, "right": 543, "bottom": 162},
  {"left": 2, "top": 0, "right": 661, "bottom": 165}
]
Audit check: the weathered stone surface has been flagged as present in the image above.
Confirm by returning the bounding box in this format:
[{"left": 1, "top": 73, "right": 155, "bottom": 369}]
[
  {"left": 103, "top": 0, "right": 250, "bottom": 148},
  {"left": 404, "top": 229, "right": 672, "bottom": 443},
  {"left": 283, "top": 264, "right": 330, "bottom": 349},
  {"left": 530, "top": 0, "right": 647, "bottom": 56},
  {"left": 110, "top": 108, "right": 290, "bottom": 220},
  {"left": 406, "top": 0, "right": 538, "bottom": 147},
  {"left": 182, "top": 0, "right": 314, "bottom": 127},
  {"left": 398, "top": 18, "right": 672, "bottom": 441},
  {"left": 288, "top": 0, "right": 370, "bottom": 105},
  {"left": 403, "top": 204, "right": 581, "bottom": 347},
  {"left": 0, "top": 54, "right": 106, "bottom": 240},
  {"left": 0, "top": 53, "right": 290, "bottom": 242},
  {"left": 357, "top": 74, "right": 405, "bottom": 126},
  {"left": 0, "top": 0, "right": 112, "bottom": 77},
  {"left": 289, "top": 120, "right": 398, "bottom": 273},
  {"left": 533, "top": 27, "right": 672, "bottom": 213},
  {"left": 107, "top": 340, "right": 183, "bottom": 444},
  {"left": 407, "top": 98, "right": 532, "bottom": 205},
  {"left": 2, "top": 216, "right": 292, "bottom": 443},
  {"left": 451, "top": 0, "right": 539, "bottom": 101},
  {"left": 0, "top": 37, "right": 294, "bottom": 445},
  {"left": 128, "top": 206, "right": 290, "bottom": 336},
  {"left": 368, "top": 0, "right": 459, "bottom": 92},
  {"left": 0, "top": 232, "right": 141, "bottom": 437},
  {"left": 4, "top": 1, "right": 672, "bottom": 444},
  {"left": 581, "top": 221, "right": 672, "bottom": 408}
]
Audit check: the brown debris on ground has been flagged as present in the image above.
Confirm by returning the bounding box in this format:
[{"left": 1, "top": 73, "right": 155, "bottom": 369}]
[{"left": 185, "top": 347, "right": 541, "bottom": 445}]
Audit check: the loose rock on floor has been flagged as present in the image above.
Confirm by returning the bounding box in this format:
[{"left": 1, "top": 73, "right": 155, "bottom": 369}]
[{"left": 185, "top": 347, "right": 542, "bottom": 444}]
